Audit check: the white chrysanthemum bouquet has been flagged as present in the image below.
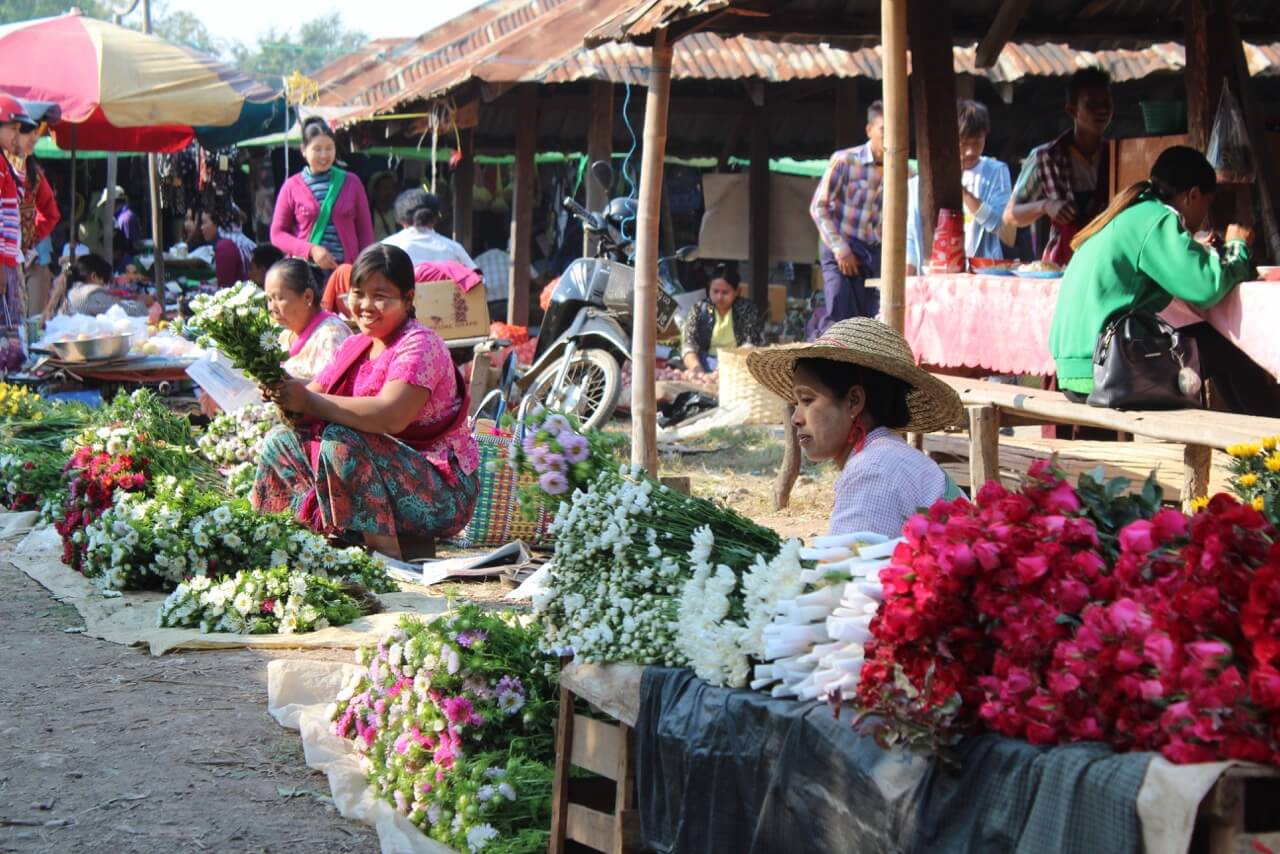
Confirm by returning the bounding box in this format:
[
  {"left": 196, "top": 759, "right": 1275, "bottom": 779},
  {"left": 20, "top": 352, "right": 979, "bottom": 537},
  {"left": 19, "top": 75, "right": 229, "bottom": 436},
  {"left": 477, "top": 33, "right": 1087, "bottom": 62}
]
[
  {"left": 186, "top": 283, "right": 287, "bottom": 386},
  {"left": 197, "top": 403, "right": 283, "bottom": 468}
]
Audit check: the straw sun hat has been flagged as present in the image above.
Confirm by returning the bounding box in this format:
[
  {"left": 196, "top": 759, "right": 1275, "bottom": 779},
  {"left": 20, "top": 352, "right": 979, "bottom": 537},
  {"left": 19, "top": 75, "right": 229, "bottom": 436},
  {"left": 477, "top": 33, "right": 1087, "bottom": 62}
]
[{"left": 745, "top": 318, "right": 963, "bottom": 434}]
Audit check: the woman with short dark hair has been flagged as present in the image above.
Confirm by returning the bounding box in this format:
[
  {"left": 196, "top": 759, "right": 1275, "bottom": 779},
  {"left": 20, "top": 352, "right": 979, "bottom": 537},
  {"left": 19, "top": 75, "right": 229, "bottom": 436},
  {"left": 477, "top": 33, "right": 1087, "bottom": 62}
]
[
  {"left": 264, "top": 258, "right": 351, "bottom": 381},
  {"left": 254, "top": 243, "right": 479, "bottom": 559},
  {"left": 381, "top": 188, "right": 476, "bottom": 267},
  {"left": 680, "top": 262, "right": 765, "bottom": 373}
]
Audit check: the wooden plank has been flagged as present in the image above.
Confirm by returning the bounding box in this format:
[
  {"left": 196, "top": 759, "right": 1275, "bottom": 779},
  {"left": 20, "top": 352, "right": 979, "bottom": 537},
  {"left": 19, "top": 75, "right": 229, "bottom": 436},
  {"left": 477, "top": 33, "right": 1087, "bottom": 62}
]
[
  {"left": 975, "top": 0, "right": 1033, "bottom": 68},
  {"left": 925, "top": 432, "right": 1234, "bottom": 496},
  {"left": 748, "top": 96, "right": 771, "bottom": 314},
  {"left": 631, "top": 33, "right": 673, "bottom": 475},
  {"left": 908, "top": 0, "right": 963, "bottom": 268},
  {"left": 880, "top": 0, "right": 909, "bottom": 333},
  {"left": 565, "top": 803, "right": 616, "bottom": 852},
  {"left": 936, "top": 374, "right": 1280, "bottom": 449},
  {"left": 549, "top": 683, "right": 575, "bottom": 854},
  {"left": 1182, "top": 443, "right": 1213, "bottom": 511},
  {"left": 452, "top": 126, "right": 475, "bottom": 254},
  {"left": 570, "top": 714, "right": 623, "bottom": 780},
  {"left": 774, "top": 406, "right": 800, "bottom": 510},
  {"left": 967, "top": 405, "right": 1000, "bottom": 490},
  {"left": 613, "top": 723, "right": 637, "bottom": 854},
  {"left": 585, "top": 81, "right": 614, "bottom": 257},
  {"left": 507, "top": 84, "right": 537, "bottom": 326}
]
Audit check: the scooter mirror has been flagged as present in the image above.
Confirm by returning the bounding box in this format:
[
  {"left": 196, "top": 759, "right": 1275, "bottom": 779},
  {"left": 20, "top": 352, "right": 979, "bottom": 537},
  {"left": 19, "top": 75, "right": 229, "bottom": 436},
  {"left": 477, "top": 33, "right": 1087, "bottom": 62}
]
[
  {"left": 590, "top": 160, "right": 615, "bottom": 191},
  {"left": 675, "top": 245, "right": 699, "bottom": 262}
]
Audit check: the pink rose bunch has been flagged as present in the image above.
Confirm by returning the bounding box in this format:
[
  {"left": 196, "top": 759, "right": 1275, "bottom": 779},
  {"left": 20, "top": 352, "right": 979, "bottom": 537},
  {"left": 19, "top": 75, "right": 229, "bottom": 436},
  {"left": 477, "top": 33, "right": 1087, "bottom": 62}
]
[{"left": 857, "top": 463, "right": 1280, "bottom": 767}]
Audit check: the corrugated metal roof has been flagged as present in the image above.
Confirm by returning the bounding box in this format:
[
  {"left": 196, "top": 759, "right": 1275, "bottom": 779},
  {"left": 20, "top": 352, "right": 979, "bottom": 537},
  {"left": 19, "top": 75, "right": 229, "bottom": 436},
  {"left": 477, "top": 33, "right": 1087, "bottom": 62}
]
[
  {"left": 585, "top": 0, "right": 1280, "bottom": 48},
  {"left": 321, "top": 0, "right": 1280, "bottom": 122}
]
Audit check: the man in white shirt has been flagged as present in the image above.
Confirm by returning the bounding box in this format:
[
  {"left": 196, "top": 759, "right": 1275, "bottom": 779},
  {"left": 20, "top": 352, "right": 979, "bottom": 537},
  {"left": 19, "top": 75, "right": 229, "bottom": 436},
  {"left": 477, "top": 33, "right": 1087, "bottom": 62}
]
[
  {"left": 381, "top": 188, "right": 476, "bottom": 267},
  {"left": 474, "top": 245, "right": 538, "bottom": 323}
]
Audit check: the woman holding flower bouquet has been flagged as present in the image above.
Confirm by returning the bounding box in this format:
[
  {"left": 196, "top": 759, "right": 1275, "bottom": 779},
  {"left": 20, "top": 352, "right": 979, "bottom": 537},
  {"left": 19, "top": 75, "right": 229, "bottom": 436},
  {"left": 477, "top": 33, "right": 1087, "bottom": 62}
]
[
  {"left": 253, "top": 244, "right": 479, "bottom": 559},
  {"left": 747, "top": 318, "right": 964, "bottom": 538},
  {"left": 265, "top": 258, "right": 351, "bottom": 381}
]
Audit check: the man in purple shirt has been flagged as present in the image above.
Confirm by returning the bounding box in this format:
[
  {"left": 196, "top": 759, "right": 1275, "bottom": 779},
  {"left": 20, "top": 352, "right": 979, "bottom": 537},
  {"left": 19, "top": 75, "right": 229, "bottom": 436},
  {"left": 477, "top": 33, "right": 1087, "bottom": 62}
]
[{"left": 809, "top": 100, "right": 885, "bottom": 335}]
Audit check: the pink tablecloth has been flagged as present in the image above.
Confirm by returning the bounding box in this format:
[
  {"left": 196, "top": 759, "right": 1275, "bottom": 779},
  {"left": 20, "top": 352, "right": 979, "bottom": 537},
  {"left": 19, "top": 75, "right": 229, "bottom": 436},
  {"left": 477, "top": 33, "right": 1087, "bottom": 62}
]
[{"left": 904, "top": 275, "right": 1280, "bottom": 380}]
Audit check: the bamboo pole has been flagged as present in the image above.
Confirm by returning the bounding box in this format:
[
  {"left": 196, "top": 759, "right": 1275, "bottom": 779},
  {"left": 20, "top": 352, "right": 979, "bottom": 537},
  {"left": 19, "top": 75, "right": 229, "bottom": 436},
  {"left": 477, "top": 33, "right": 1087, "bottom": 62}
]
[
  {"left": 631, "top": 32, "right": 673, "bottom": 475},
  {"left": 881, "top": 0, "right": 909, "bottom": 333}
]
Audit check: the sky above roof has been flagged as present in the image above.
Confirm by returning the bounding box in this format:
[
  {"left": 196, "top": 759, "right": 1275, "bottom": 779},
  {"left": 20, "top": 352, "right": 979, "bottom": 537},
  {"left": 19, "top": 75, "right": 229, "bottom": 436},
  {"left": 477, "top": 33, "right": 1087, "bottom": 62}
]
[{"left": 164, "top": 0, "right": 489, "bottom": 45}]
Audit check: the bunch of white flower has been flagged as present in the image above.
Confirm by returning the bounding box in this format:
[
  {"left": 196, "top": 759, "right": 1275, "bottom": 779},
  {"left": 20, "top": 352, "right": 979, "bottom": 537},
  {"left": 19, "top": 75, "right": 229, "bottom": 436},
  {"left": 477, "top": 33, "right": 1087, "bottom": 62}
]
[
  {"left": 750, "top": 534, "right": 900, "bottom": 701},
  {"left": 197, "top": 403, "right": 282, "bottom": 468},
  {"left": 187, "top": 283, "right": 287, "bottom": 386},
  {"left": 158, "top": 566, "right": 357, "bottom": 634}
]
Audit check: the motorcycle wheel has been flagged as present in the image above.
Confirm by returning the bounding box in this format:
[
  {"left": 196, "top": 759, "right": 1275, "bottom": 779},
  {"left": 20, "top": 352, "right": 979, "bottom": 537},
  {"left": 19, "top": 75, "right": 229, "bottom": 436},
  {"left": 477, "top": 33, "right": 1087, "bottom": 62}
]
[{"left": 524, "top": 348, "right": 622, "bottom": 432}]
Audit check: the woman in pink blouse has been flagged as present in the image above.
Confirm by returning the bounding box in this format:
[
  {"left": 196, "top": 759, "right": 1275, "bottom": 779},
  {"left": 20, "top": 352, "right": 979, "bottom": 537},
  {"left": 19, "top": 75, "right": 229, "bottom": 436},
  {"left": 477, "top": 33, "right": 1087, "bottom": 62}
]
[{"left": 253, "top": 244, "right": 479, "bottom": 559}]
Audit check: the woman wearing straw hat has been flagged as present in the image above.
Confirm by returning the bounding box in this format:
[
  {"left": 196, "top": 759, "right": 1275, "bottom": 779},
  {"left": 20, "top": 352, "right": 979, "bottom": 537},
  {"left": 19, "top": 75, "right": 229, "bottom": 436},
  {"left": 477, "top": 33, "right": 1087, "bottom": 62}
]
[{"left": 747, "top": 318, "right": 964, "bottom": 538}]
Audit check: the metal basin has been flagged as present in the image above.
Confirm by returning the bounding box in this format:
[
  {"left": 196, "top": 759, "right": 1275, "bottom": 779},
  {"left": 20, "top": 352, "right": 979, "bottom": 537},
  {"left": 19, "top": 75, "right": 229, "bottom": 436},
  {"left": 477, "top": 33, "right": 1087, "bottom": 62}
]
[{"left": 48, "top": 333, "right": 133, "bottom": 363}]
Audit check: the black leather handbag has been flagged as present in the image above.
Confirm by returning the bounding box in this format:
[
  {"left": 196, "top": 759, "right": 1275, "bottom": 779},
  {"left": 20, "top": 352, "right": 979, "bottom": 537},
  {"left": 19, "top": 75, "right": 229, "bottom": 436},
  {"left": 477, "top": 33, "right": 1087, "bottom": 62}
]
[{"left": 1087, "top": 311, "right": 1203, "bottom": 409}]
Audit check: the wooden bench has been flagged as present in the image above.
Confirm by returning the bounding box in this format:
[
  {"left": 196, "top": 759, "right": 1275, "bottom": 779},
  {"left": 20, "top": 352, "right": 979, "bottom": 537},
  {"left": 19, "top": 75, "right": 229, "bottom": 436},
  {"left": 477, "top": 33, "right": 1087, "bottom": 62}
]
[{"left": 937, "top": 375, "right": 1280, "bottom": 509}]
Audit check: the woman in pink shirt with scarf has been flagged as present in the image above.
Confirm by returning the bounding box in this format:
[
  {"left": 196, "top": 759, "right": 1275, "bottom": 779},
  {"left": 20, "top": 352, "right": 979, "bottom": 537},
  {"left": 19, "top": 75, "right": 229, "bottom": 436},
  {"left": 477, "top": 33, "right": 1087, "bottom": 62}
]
[
  {"left": 264, "top": 258, "right": 351, "bottom": 380},
  {"left": 270, "top": 118, "right": 374, "bottom": 272},
  {"left": 253, "top": 244, "right": 479, "bottom": 559}
]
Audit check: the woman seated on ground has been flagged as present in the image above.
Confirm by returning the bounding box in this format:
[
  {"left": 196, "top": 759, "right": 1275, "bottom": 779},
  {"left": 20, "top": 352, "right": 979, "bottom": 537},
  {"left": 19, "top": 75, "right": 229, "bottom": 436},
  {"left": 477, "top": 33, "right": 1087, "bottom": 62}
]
[
  {"left": 43, "top": 253, "right": 152, "bottom": 319},
  {"left": 253, "top": 244, "right": 480, "bottom": 559},
  {"left": 681, "top": 263, "right": 766, "bottom": 374},
  {"left": 264, "top": 258, "right": 352, "bottom": 381},
  {"left": 747, "top": 318, "right": 964, "bottom": 539},
  {"left": 1051, "top": 145, "right": 1280, "bottom": 417}
]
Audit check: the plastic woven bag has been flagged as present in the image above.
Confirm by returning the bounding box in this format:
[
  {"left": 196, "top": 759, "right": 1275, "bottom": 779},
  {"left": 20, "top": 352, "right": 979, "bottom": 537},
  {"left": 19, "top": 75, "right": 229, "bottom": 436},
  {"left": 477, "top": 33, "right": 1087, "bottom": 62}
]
[
  {"left": 1206, "top": 85, "right": 1254, "bottom": 183},
  {"left": 452, "top": 429, "right": 554, "bottom": 549}
]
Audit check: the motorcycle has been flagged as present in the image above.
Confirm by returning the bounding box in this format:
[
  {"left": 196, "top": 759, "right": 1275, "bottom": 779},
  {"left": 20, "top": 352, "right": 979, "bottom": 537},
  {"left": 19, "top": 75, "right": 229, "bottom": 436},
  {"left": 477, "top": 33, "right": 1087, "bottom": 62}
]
[{"left": 479, "top": 161, "right": 695, "bottom": 432}]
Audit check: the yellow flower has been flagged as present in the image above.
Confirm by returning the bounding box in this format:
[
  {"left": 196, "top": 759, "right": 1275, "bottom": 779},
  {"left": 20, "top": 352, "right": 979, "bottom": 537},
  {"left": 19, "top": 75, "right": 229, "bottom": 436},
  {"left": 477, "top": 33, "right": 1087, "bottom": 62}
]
[
  {"left": 1252, "top": 496, "right": 1266, "bottom": 511},
  {"left": 1190, "top": 496, "right": 1210, "bottom": 512},
  {"left": 1227, "top": 443, "right": 1247, "bottom": 458},
  {"left": 1265, "top": 436, "right": 1280, "bottom": 451},
  {"left": 1268, "top": 453, "right": 1280, "bottom": 473},
  {"left": 1240, "top": 473, "right": 1260, "bottom": 488}
]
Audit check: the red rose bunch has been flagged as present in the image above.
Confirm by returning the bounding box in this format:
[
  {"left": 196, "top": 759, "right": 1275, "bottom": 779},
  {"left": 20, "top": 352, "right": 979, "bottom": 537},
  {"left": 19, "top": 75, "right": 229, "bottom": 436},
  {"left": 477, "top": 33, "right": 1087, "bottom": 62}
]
[{"left": 54, "top": 445, "right": 148, "bottom": 573}]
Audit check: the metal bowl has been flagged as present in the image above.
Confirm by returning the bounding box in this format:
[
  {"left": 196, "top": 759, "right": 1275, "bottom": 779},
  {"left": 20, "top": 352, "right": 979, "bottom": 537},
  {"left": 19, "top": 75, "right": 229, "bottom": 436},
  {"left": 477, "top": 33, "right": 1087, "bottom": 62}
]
[{"left": 48, "top": 333, "right": 133, "bottom": 363}]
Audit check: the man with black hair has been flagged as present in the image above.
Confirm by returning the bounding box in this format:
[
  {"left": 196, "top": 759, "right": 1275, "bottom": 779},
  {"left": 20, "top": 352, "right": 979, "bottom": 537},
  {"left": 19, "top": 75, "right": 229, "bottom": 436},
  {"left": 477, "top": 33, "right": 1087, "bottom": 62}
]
[
  {"left": 810, "top": 100, "right": 888, "bottom": 332},
  {"left": 1004, "top": 66, "right": 1114, "bottom": 266},
  {"left": 906, "top": 99, "right": 1013, "bottom": 273},
  {"left": 249, "top": 242, "right": 285, "bottom": 287}
]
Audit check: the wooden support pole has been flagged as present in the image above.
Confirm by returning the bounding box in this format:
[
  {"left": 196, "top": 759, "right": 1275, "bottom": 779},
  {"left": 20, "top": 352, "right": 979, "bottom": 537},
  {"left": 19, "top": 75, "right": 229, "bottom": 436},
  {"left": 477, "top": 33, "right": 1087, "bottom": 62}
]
[
  {"left": 774, "top": 405, "right": 801, "bottom": 510},
  {"left": 909, "top": 0, "right": 963, "bottom": 267},
  {"left": 975, "top": 0, "right": 1032, "bottom": 68},
  {"left": 508, "top": 84, "right": 537, "bottom": 326},
  {"left": 881, "top": 0, "right": 909, "bottom": 333},
  {"left": 1185, "top": 0, "right": 1232, "bottom": 151},
  {"left": 968, "top": 405, "right": 1001, "bottom": 490},
  {"left": 631, "top": 33, "right": 673, "bottom": 475},
  {"left": 834, "top": 78, "right": 860, "bottom": 150},
  {"left": 1182, "top": 444, "right": 1212, "bottom": 512},
  {"left": 452, "top": 127, "right": 476, "bottom": 253},
  {"left": 548, "top": 681, "right": 575, "bottom": 854},
  {"left": 612, "top": 723, "right": 638, "bottom": 854},
  {"left": 585, "top": 81, "right": 614, "bottom": 256},
  {"left": 748, "top": 96, "right": 771, "bottom": 313},
  {"left": 1226, "top": 17, "right": 1280, "bottom": 262}
]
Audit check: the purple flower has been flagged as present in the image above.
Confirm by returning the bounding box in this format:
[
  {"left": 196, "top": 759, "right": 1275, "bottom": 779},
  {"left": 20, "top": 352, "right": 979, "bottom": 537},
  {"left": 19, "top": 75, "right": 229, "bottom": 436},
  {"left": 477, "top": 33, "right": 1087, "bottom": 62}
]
[
  {"left": 441, "top": 696, "right": 476, "bottom": 725},
  {"left": 539, "top": 470, "right": 569, "bottom": 495},
  {"left": 456, "top": 629, "right": 488, "bottom": 649},
  {"left": 543, "top": 413, "right": 572, "bottom": 436},
  {"left": 496, "top": 675, "right": 525, "bottom": 697},
  {"left": 559, "top": 432, "right": 589, "bottom": 464},
  {"left": 542, "top": 452, "right": 567, "bottom": 472}
]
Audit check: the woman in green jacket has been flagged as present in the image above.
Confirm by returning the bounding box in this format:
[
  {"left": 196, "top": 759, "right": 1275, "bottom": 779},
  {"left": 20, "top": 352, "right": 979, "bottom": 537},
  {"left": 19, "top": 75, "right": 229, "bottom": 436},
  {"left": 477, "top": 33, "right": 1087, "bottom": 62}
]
[{"left": 1050, "top": 145, "right": 1280, "bottom": 416}]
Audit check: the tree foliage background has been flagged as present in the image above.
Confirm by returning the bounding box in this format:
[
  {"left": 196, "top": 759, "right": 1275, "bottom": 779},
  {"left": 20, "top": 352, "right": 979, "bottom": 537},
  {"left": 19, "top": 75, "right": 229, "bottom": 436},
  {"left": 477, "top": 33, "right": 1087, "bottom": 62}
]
[{"left": 0, "top": 1, "right": 368, "bottom": 83}]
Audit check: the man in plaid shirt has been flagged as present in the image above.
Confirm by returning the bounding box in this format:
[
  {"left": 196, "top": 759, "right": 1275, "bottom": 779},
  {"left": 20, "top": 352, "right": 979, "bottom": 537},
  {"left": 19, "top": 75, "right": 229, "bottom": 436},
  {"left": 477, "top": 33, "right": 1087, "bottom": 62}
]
[
  {"left": 1003, "top": 68, "right": 1114, "bottom": 267},
  {"left": 809, "top": 100, "right": 885, "bottom": 334}
]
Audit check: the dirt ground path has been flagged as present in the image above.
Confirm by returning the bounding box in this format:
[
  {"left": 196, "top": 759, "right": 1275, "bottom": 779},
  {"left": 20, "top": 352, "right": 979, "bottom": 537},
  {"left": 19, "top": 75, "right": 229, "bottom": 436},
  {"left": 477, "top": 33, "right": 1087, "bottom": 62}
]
[{"left": 0, "top": 548, "right": 380, "bottom": 854}]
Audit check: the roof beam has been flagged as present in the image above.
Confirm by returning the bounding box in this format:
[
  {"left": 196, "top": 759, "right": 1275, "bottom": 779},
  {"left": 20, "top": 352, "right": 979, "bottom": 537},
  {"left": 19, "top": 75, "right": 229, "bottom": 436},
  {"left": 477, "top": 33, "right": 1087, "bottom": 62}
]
[{"left": 975, "top": 0, "right": 1032, "bottom": 68}]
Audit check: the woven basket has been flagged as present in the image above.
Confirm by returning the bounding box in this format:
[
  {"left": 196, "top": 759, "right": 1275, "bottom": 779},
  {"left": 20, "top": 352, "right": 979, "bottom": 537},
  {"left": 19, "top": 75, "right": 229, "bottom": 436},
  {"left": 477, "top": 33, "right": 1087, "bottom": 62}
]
[
  {"left": 453, "top": 430, "right": 554, "bottom": 548},
  {"left": 716, "top": 347, "right": 789, "bottom": 424}
]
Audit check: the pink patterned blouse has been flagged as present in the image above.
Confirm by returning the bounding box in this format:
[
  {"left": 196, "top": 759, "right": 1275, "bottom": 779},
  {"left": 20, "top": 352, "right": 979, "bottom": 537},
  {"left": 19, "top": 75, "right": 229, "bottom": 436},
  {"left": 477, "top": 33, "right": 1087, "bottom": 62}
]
[{"left": 315, "top": 320, "right": 479, "bottom": 477}]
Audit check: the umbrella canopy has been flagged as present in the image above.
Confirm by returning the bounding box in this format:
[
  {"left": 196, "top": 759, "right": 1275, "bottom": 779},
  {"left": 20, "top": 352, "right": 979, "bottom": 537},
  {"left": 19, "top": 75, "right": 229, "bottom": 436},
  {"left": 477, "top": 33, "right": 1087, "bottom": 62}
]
[{"left": 0, "top": 12, "right": 285, "bottom": 152}]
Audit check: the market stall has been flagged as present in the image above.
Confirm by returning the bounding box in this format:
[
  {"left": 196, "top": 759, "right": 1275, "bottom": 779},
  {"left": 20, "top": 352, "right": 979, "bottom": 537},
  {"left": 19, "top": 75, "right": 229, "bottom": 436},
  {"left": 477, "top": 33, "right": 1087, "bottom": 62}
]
[{"left": 903, "top": 273, "right": 1280, "bottom": 380}]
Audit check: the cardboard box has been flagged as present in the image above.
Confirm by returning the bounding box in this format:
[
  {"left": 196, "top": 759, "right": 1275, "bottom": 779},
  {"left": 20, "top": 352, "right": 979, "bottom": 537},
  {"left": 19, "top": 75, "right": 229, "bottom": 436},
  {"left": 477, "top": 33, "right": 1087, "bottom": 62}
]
[{"left": 413, "top": 280, "right": 490, "bottom": 340}]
